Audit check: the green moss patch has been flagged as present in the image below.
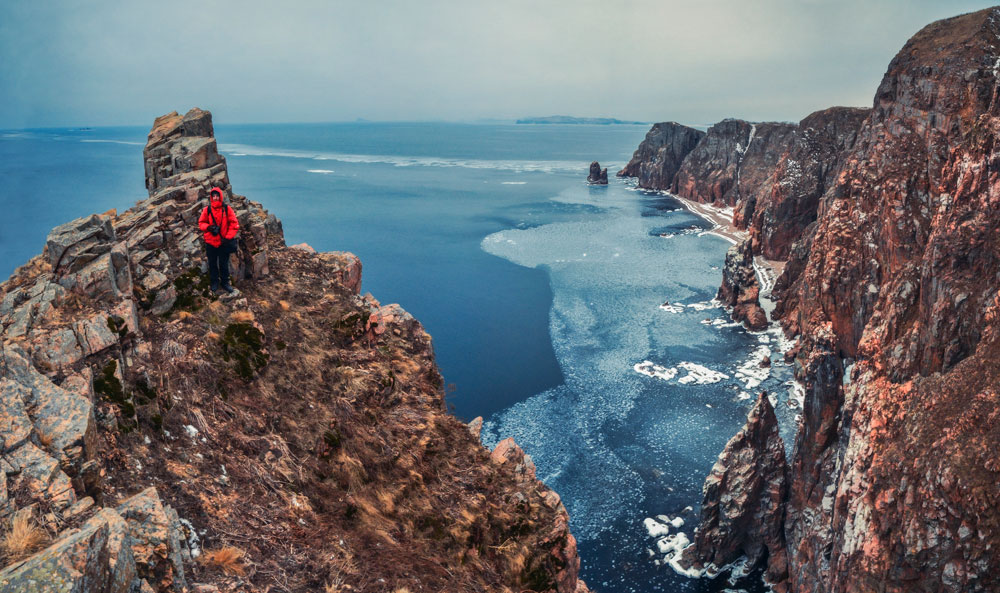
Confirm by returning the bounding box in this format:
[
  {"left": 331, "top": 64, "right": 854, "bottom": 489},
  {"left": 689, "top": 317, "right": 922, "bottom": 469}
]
[
  {"left": 94, "top": 359, "right": 135, "bottom": 420},
  {"left": 220, "top": 322, "right": 269, "bottom": 381},
  {"left": 171, "top": 266, "right": 215, "bottom": 313}
]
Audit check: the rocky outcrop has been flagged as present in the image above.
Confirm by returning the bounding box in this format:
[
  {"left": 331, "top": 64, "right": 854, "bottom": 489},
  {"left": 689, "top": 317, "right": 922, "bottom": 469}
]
[
  {"left": 621, "top": 110, "right": 866, "bottom": 259},
  {"left": 616, "top": 122, "right": 705, "bottom": 189},
  {"left": 0, "top": 109, "right": 588, "bottom": 593},
  {"left": 678, "top": 7, "right": 1000, "bottom": 593},
  {"left": 680, "top": 392, "right": 788, "bottom": 588},
  {"left": 587, "top": 161, "right": 608, "bottom": 184},
  {"left": 673, "top": 120, "right": 798, "bottom": 208},
  {"left": 717, "top": 239, "right": 767, "bottom": 331}
]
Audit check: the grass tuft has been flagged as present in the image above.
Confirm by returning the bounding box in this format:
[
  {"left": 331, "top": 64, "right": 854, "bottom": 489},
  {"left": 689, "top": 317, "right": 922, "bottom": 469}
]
[
  {"left": 200, "top": 545, "right": 247, "bottom": 576},
  {"left": 2, "top": 513, "right": 48, "bottom": 562}
]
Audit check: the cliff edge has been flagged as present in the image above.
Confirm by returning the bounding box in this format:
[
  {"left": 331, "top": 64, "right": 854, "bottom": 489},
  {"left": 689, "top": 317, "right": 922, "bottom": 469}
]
[{"left": 0, "top": 109, "right": 589, "bottom": 593}]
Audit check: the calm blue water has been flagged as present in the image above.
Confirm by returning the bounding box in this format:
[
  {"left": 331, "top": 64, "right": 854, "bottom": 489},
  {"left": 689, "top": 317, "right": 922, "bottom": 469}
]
[{"left": 0, "top": 122, "right": 798, "bottom": 593}]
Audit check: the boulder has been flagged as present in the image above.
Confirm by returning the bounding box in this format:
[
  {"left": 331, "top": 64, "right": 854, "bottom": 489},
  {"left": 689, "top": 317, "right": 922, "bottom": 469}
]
[
  {"left": 46, "top": 213, "right": 116, "bottom": 273},
  {"left": 116, "top": 487, "right": 189, "bottom": 592},
  {"left": 0, "top": 508, "right": 137, "bottom": 593}
]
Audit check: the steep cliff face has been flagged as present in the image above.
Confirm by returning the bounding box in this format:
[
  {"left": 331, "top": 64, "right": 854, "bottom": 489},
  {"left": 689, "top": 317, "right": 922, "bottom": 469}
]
[
  {"left": 622, "top": 110, "right": 867, "bottom": 260},
  {"left": 775, "top": 8, "right": 1000, "bottom": 592},
  {"left": 616, "top": 122, "right": 705, "bottom": 189},
  {"left": 682, "top": 7, "right": 1000, "bottom": 593},
  {"left": 741, "top": 107, "right": 869, "bottom": 260},
  {"left": 673, "top": 120, "right": 797, "bottom": 208},
  {"left": 0, "top": 109, "right": 589, "bottom": 593}
]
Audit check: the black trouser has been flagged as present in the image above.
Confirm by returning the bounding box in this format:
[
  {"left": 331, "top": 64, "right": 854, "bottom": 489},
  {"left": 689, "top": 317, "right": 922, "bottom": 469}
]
[{"left": 205, "top": 243, "right": 230, "bottom": 288}]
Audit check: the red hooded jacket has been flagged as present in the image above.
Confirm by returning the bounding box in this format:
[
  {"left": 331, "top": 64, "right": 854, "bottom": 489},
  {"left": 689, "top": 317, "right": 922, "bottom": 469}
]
[{"left": 198, "top": 187, "right": 239, "bottom": 248}]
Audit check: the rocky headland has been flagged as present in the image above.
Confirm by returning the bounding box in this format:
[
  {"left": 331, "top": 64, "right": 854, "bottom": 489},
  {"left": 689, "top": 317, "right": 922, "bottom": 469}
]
[
  {"left": 0, "top": 109, "right": 589, "bottom": 593},
  {"left": 621, "top": 6, "right": 1000, "bottom": 592}
]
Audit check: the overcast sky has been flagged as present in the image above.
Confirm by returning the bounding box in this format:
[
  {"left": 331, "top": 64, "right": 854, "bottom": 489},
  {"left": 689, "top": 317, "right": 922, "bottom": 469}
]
[{"left": 1, "top": 0, "right": 996, "bottom": 128}]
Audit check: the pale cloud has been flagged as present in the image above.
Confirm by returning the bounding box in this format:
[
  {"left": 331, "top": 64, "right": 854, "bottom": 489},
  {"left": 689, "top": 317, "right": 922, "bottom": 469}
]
[{"left": 0, "top": 0, "right": 994, "bottom": 127}]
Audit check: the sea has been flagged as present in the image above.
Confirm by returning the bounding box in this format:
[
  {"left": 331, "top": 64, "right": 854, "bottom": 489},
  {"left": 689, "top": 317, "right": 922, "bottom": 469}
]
[{"left": 0, "top": 122, "right": 801, "bottom": 593}]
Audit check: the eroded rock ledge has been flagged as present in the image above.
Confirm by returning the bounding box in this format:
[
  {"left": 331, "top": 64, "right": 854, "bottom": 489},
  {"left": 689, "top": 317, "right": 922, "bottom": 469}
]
[{"left": 0, "top": 109, "right": 589, "bottom": 593}]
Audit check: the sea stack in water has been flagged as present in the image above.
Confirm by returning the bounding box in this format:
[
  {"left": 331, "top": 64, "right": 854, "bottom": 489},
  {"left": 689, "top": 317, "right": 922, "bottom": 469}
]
[{"left": 587, "top": 161, "right": 608, "bottom": 184}]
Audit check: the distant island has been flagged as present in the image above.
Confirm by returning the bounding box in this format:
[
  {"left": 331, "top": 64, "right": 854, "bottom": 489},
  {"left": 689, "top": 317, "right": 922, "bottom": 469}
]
[{"left": 516, "top": 115, "right": 647, "bottom": 125}]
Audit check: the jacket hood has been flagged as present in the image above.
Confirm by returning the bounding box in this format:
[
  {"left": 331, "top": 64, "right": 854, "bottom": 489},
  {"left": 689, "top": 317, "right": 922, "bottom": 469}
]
[{"left": 210, "top": 186, "right": 224, "bottom": 206}]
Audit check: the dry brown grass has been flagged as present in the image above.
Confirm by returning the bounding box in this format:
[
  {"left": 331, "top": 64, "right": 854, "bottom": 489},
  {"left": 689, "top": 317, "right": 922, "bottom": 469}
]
[
  {"left": 36, "top": 430, "right": 55, "bottom": 448},
  {"left": 2, "top": 512, "right": 48, "bottom": 562},
  {"left": 229, "top": 310, "right": 255, "bottom": 323},
  {"left": 177, "top": 310, "right": 193, "bottom": 321},
  {"left": 279, "top": 300, "right": 291, "bottom": 311},
  {"left": 199, "top": 545, "right": 247, "bottom": 576}
]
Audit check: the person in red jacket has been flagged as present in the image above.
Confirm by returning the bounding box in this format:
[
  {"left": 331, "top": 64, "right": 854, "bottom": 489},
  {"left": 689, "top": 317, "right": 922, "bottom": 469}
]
[{"left": 198, "top": 187, "right": 240, "bottom": 293}]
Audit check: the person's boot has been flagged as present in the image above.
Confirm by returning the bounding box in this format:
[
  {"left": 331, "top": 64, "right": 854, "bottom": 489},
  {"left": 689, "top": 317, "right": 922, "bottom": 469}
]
[
  {"left": 210, "top": 280, "right": 220, "bottom": 293},
  {"left": 221, "top": 282, "right": 235, "bottom": 294}
]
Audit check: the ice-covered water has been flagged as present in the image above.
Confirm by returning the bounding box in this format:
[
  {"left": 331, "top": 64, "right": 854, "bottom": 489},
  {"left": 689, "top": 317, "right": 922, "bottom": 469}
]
[{"left": 481, "top": 181, "right": 798, "bottom": 592}]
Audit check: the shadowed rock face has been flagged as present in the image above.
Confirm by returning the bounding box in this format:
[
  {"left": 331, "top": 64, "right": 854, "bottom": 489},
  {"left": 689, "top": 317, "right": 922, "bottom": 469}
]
[
  {"left": 740, "top": 107, "right": 870, "bottom": 260},
  {"left": 673, "top": 120, "right": 798, "bottom": 208},
  {"left": 616, "top": 122, "right": 705, "bottom": 189},
  {"left": 0, "top": 109, "right": 590, "bottom": 593},
  {"left": 587, "top": 161, "right": 608, "bottom": 184},
  {"left": 718, "top": 239, "right": 767, "bottom": 331},
  {"left": 681, "top": 392, "right": 788, "bottom": 589}
]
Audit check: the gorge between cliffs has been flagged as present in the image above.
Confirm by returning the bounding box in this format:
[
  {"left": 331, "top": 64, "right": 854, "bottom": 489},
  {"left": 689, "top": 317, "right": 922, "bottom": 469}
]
[{"left": 2, "top": 6, "right": 1000, "bottom": 593}]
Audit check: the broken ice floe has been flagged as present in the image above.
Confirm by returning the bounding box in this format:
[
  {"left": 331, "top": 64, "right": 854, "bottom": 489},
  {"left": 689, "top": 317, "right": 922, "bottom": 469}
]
[
  {"left": 659, "top": 301, "right": 686, "bottom": 313},
  {"left": 659, "top": 298, "right": 722, "bottom": 314},
  {"left": 634, "top": 360, "right": 678, "bottom": 381},
  {"left": 634, "top": 361, "right": 728, "bottom": 385},
  {"left": 677, "top": 362, "right": 728, "bottom": 384},
  {"left": 734, "top": 345, "right": 772, "bottom": 390}
]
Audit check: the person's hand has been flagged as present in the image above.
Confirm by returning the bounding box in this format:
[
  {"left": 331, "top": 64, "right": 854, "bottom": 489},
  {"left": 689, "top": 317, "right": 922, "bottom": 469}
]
[{"left": 209, "top": 224, "right": 221, "bottom": 235}]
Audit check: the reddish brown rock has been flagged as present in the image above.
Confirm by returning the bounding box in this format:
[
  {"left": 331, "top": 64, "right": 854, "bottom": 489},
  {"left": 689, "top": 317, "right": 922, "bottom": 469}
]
[
  {"left": 681, "top": 391, "right": 788, "bottom": 587},
  {"left": 775, "top": 8, "right": 1000, "bottom": 593},
  {"left": 741, "top": 107, "right": 869, "bottom": 259},
  {"left": 673, "top": 120, "right": 797, "bottom": 208}
]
